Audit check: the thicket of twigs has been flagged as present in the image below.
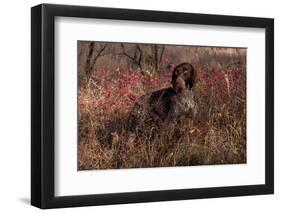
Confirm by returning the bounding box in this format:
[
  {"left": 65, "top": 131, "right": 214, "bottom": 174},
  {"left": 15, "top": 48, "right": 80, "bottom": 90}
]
[{"left": 78, "top": 41, "right": 246, "bottom": 170}]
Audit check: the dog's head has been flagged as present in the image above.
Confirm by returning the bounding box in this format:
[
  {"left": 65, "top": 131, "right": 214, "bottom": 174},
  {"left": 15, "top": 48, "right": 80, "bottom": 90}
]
[{"left": 172, "top": 63, "right": 196, "bottom": 93}]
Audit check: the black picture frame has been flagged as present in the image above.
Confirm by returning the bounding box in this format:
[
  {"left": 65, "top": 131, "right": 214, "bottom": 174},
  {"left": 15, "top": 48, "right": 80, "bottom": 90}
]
[{"left": 31, "top": 3, "right": 274, "bottom": 209}]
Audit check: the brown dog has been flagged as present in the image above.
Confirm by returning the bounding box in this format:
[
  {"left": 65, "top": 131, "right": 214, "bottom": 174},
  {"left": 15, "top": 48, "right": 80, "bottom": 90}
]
[{"left": 129, "top": 62, "right": 197, "bottom": 134}]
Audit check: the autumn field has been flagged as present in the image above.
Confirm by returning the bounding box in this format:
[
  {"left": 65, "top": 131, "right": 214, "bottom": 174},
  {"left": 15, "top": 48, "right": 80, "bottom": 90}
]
[{"left": 78, "top": 42, "right": 246, "bottom": 170}]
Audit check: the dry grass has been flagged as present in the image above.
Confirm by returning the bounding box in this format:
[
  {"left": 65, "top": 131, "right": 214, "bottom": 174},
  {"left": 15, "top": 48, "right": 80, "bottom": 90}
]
[{"left": 78, "top": 43, "right": 246, "bottom": 170}]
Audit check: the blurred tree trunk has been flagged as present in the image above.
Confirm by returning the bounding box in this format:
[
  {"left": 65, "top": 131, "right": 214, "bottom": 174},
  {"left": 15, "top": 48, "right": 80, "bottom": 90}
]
[
  {"left": 119, "top": 44, "right": 143, "bottom": 70},
  {"left": 153, "top": 44, "right": 159, "bottom": 71},
  {"left": 84, "top": 42, "right": 107, "bottom": 84},
  {"left": 85, "top": 42, "right": 95, "bottom": 80},
  {"left": 151, "top": 45, "right": 165, "bottom": 72}
]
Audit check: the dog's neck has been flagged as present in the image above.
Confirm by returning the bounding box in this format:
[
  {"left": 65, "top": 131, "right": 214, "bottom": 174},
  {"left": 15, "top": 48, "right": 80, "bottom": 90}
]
[{"left": 176, "top": 88, "right": 193, "bottom": 98}]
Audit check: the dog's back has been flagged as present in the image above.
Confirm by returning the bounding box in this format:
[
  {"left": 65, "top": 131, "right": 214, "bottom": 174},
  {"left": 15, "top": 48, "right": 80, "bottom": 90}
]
[
  {"left": 129, "top": 87, "right": 176, "bottom": 130},
  {"left": 129, "top": 62, "right": 197, "bottom": 134}
]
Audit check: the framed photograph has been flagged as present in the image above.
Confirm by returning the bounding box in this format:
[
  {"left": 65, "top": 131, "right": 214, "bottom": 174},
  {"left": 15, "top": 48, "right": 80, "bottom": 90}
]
[{"left": 31, "top": 3, "right": 274, "bottom": 209}]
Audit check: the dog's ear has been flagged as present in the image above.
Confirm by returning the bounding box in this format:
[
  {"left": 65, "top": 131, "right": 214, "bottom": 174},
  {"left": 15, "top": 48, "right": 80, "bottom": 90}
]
[{"left": 188, "top": 66, "right": 196, "bottom": 89}]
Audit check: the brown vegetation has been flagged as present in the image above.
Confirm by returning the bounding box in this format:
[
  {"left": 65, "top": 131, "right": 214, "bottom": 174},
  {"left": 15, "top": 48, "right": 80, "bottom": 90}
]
[{"left": 78, "top": 41, "right": 246, "bottom": 170}]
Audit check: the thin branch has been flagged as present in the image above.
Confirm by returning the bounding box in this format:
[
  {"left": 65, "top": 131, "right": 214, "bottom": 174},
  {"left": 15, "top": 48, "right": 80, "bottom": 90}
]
[
  {"left": 136, "top": 45, "right": 143, "bottom": 68},
  {"left": 84, "top": 42, "right": 108, "bottom": 81},
  {"left": 118, "top": 44, "right": 143, "bottom": 69},
  {"left": 159, "top": 46, "right": 166, "bottom": 63},
  {"left": 89, "top": 43, "right": 107, "bottom": 70}
]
